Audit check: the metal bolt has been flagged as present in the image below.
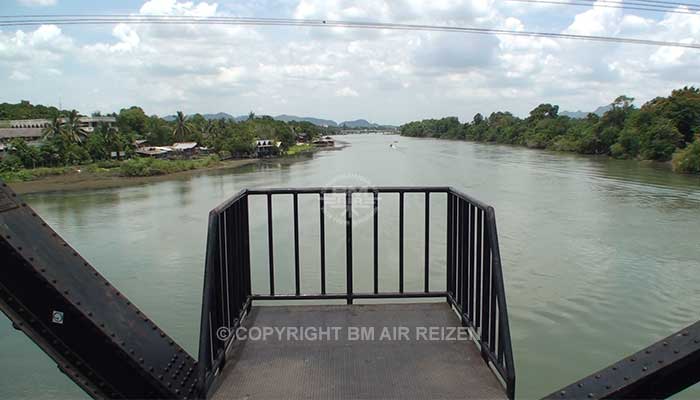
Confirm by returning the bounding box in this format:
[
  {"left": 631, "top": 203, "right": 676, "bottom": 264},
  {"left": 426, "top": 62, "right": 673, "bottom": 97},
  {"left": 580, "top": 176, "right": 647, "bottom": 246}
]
[
  {"left": 642, "top": 367, "right": 648, "bottom": 372},
  {"left": 624, "top": 377, "right": 630, "bottom": 381}
]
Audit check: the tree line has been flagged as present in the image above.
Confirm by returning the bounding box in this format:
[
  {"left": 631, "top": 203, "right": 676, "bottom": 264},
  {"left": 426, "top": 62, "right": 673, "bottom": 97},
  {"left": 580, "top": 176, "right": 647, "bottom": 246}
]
[
  {"left": 400, "top": 87, "right": 700, "bottom": 174},
  {"left": 0, "top": 103, "right": 324, "bottom": 171}
]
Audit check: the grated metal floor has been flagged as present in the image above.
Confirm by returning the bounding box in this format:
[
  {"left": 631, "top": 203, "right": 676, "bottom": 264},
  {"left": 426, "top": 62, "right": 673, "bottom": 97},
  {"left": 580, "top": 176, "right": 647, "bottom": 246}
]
[{"left": 211, "top": 303, "right": 506, "bottom": 400}]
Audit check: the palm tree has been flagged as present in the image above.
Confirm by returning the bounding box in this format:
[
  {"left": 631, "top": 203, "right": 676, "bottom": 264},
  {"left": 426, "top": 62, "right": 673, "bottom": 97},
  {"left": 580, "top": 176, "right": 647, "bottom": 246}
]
[
  {"left": 97, "top": 122, "right": 122, "bottom": 160},
  {"left": 63, "top": 110, "right": 87, "bottom": 144},
  {"left": 172, "top": 111, "right": 193, "bottom": 142},
  {"left": 42, "top": 115, "right": 64, "bottom": 141}
]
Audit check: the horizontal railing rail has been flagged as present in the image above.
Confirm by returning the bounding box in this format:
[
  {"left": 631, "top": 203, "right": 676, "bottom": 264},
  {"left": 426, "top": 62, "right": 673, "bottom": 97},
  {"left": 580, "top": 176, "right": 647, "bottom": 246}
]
[{"left": 197, "top": 186, "right": 515, "bottom": 399}]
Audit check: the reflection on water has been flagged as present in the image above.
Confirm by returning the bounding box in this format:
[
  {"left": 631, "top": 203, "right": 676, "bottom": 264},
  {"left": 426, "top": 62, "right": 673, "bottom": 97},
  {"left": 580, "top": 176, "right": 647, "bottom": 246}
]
[{"left": 1, "top": 134, "right": 699, "bottom": 399}]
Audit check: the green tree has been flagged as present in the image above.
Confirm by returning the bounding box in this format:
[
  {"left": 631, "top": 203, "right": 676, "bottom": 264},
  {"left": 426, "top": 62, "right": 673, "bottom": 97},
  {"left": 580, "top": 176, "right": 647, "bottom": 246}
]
[
  {"left": 63, "top": 109, "right": 87, "bottom": 144},
  {"left": 117, "top": 106, "right": 148, "bottom": 135},
  {"left": 173, "top": 111, "right": 193, "bottom": 142},
  {"left": 672, "top": 139, "right": 700, "bottom": 174}
]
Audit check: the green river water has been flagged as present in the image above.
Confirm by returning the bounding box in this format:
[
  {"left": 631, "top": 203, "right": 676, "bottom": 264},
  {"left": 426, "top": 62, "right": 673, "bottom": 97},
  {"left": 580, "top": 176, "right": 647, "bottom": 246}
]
[{"left": 1, "top": 134, "right": 699, "bottom": 399}]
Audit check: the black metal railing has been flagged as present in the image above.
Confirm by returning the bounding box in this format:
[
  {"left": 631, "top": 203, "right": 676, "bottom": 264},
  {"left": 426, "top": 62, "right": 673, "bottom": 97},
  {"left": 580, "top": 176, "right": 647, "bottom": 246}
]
[{"left": 196, "top": 186, "right": 515, "bottom": 399}]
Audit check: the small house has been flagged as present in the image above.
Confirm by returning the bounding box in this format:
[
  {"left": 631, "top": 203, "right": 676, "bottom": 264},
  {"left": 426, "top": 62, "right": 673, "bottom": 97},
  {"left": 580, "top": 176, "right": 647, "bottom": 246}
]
[
  {"left": 135, "top": 146, "right": 172, "bottom": 159},
  {"left": 312, "top": 136, "right": 335, "bottom": 147},
  {"left": 170, "top": 142, "right": 198, "bottom": 158},
  {"left": 255, "top": 139, "right": 281, "bottom": 157}
]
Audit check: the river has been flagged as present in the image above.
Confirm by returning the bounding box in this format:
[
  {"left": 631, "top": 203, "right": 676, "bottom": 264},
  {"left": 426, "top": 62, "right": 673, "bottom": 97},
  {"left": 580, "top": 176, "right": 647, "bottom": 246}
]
[{"left": 1, "top": 134, "right": 699, "bottom": 399}]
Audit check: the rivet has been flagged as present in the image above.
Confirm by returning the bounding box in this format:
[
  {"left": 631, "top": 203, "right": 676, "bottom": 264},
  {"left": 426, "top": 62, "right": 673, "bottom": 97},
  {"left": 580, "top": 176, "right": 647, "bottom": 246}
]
[
  {"left": 17, "top": 246, "right": 22, "bottom": 251},
  {"left": 605, "top": 385, "right": 611, "bottom": 390},
  {"left": 587, "top": 394, "right": 594, "bottom": 398},
  {"left": 642, "top": 367, "right": 648, "bottom": 371},
  {"left": 595, "top": 375, "right": 600, "bottom": 379},
  {"left": 658, "top": 360, "right": 664, "bottom": 364},
  {"left": 663, "top": 342, "right": 668, "bottom": 346},
  {"left": 682, "top": 331, "right": 689, "bottom": 336},
  {"left": 674, "top": 349, "right": 679, "bottom": 354},
  {"left": 624, "top": 377, "right": 629, "bottom": 381},
  {"left": 645, "top": 350, "right": 651, "bottom": 354},
  {"left": 87, "top": 312, "right": 93, "bottom": 316},
  {"left": 28, "top": 257, "right": 34, "bottom": 261},
  {"left": 559, "top": 391, "right": 566, "bottom": 396},
  {"left": 158, "top": 375, "right": 163, "bottom": 380},
  {"left": 578, "top": 383, "right": 583, "bottom": 388},
  {"left": 630, "top": 357, "right": 636, "bottom": 362}
]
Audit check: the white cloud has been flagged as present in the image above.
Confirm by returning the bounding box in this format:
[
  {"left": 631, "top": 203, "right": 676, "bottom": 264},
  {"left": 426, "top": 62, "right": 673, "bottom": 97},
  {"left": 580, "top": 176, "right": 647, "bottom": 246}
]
[
  {"left": 1, "top": 0, "right": 699, "bottom": 123},
  {"left": 10, "top": 70, "right": 30, "bottom": 81},
  {"left": 335, "top": 87, "right": 359, "bottom": 97},
  {"left": 18, "top": 0, "right": 57, "bottom": 6}
]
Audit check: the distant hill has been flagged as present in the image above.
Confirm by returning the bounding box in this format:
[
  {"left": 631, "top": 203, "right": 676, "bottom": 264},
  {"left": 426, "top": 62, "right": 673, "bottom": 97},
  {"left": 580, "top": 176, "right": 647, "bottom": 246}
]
[
  {"left": 560, "top": 104, "right": 613, "bottom": 119},
  {"left": 162, "top": 112, "right": 240, "bottom": 122},
  {"left": 160, "top": 112, "right": 390, "bottom": 128},
  {"left": 273, "top": 114, "right": 338, "bottom": 127},
  {"left": 339, "top": 119, "right": 379, "bottom": 128}
]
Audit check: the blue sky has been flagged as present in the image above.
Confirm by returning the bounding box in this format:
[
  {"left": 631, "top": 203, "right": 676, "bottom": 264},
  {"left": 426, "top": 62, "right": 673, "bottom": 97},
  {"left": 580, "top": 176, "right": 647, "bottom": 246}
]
[{"left": 1, "top": 0, "right": 698, "bottom": 124}]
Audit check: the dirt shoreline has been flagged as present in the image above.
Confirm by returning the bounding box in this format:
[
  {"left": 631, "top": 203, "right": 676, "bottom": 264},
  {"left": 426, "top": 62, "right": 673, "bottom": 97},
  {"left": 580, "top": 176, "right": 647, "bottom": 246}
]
[{"left": 9, "top": 158, "right": 260, "bottom": 195}]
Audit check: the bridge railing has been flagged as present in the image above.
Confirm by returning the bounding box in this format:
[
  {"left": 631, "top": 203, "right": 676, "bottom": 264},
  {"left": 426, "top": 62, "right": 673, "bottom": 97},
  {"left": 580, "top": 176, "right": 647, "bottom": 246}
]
[{"left": 197, "top": 187, "right": 515, "bottom": 399}]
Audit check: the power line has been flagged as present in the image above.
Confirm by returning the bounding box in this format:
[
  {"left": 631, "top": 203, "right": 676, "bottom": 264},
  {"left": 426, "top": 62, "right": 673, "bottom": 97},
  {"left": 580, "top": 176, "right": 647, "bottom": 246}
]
[
  {"left": 0, "top": 15, "right": 697, "bottom": 50},
  {"left": 507, "top": 0, "right": 700, "bottom": 15},
  {"left": 575, "top": 0, "right": 700, "bottom": 12}
]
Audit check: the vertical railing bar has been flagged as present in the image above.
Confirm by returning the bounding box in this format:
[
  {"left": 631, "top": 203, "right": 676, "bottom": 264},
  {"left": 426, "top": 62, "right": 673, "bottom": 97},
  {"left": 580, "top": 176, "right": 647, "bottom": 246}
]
[
  {"left": 446, "top": 193, "right": 453, "bottom": 298},
  {"left": 373, "top": 190, "right": 379, "bottom": 294},
  {"left": 319, "top": 193, "right": 326, "bottom": 295},
  {"left": 475, "top": 208, "right": 483, "bottom": 330},
  {"left": 243, "top": 195, "right": 251, "bottom": 301},
  {"left": 481, "top": 220, "right": 492, "bottom": 361},
  {"left": 218, "top": 213, "right": 227, "bottom": 328},
  {"left": 346, "top": 190, "right": 353, "bottom": 304},
  {"left": 232, "top": 202, "right": 241, "bottom": 321},
  {"left": 424, "top": 191, "right": 430, "bottom": 293},
  {"left": 468, "top": 203, "right": 475, "bottom": 323},
  {"left": 267, "top": 193, "right": 275, "bottom": 296},
  {"left": 399, "top": 191, "right": 404, "bottom": 293},
  {"left": 293, "top": 193, "right": 300, "bottom": 296},
  {"left": 458, "top": 199, "right": 466, "bottom": 315}
]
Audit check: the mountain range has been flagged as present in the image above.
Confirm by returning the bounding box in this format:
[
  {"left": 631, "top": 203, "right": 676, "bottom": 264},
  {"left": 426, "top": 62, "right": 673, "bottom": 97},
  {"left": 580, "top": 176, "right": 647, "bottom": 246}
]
[
  {"left": 162, "top": 113, "right": 391, "bottom": 128},
  {"left": 560, "top": 104, "right": 613, "bottom": 119}
]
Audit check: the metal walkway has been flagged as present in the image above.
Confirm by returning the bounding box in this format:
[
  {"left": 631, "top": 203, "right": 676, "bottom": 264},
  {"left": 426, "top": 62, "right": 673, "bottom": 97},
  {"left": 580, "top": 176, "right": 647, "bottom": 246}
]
[{"left": 212, "top": 303, "right": 506, "bottom": 400}]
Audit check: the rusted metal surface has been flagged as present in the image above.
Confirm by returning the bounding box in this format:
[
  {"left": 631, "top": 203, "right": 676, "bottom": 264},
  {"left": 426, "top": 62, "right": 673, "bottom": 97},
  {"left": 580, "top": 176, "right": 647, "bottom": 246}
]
[
  {"left": 543, "top": 320, "right": 700, "bottom": 399},
  {"left": 0, "top": 180, "right": 198, "bottom": 399}
]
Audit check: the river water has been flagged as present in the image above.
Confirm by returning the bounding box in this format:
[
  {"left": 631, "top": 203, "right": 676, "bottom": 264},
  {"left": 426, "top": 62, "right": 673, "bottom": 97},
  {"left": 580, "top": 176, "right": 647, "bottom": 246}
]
[{"left": 1, "top": 134, "right": 699, "bottom": 399}]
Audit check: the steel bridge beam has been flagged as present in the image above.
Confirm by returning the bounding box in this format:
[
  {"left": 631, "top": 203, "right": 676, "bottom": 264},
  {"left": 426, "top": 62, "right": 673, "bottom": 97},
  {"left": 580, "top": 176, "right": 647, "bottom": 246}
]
[
  {"left": 0, "top": 181, "right": 198, "bottom": 399},
  {"left": 544, "top": 320, "right": 700, "bottom": 399}
]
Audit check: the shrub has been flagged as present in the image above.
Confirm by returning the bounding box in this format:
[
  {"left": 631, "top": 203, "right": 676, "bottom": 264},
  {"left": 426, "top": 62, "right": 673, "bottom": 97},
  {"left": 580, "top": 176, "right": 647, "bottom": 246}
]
[{"left": 672, "top": 140, "right": 700, "bottom": 174}]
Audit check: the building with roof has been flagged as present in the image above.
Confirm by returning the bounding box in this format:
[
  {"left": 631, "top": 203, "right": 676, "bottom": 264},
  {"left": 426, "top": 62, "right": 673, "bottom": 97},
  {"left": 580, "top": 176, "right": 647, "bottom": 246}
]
[
  {"left": 6, "top": 116, "right": 116, "bottom": 133},
  {"left": 255, "top": 139, "right": 281, "bottom": 157}
]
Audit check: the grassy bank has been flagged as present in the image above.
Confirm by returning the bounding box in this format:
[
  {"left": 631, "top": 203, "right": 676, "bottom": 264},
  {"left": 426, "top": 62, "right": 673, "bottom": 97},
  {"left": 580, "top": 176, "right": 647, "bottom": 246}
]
[
  {"left": 284, "top": 143, "right": 315, "bottom": 156},
  {"left": 119, "top": 156, "right": 221, "bottom": 177},
  {"left": 0, "top": 156, "right": 223, "bottom": 183}
]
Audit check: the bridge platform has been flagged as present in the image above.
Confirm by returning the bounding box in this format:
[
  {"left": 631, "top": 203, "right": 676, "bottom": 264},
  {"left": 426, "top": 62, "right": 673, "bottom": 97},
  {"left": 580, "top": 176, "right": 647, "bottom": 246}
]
[{"left": 210, "top": 302, "right": 506, "bottom": 400}]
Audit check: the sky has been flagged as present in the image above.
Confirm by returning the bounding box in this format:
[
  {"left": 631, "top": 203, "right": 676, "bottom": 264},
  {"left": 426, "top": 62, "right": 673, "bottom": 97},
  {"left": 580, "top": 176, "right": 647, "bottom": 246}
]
[{"left": 0, "top": 0, "right": 699, "bottom": 125}]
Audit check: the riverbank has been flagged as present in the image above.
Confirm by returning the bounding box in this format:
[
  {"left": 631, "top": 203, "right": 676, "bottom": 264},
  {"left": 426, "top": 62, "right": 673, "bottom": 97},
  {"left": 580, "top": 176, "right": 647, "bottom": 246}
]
[
  {"left": 6, "top": 142, "right": 347, "bottom": 194},
  {"left": 8, "top": 158, "right": 259, "bottom": 194}
]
